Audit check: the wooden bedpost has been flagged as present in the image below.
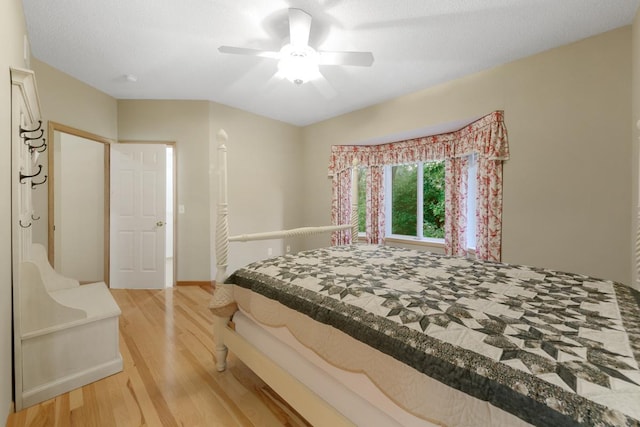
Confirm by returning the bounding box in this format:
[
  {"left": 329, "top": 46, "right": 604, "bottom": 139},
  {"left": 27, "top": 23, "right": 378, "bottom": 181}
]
[
  {"left": 209, "top": 128, "right": 237, "bottom": 372},
  {"left": 351, "top": 159, "right": 359, "bottom": 243},
  {"left": 209, "top": 130, "right": 356, "bottom": 372}
]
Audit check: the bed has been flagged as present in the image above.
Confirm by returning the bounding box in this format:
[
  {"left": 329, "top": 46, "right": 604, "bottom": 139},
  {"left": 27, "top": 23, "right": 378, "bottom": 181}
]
[{"left": 209, "top": 129, "right": 640, "bottom": 427}]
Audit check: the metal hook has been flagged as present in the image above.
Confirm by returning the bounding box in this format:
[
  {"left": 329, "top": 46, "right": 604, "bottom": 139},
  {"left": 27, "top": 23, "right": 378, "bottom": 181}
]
[
  {"left": 19, "top": 164, "right": 43, "bottom": 183},
  {"left": 22, "top": 128, "right": 44, "bottom": 143},
  {"left": 19, "top": 220, "right": 32, "bottom": 229},
  {"left": 31, "top": 213, "right": 40, "bottom": 221},
  {"left": 28, "top": 138, "right": 47, "bottom": 153},
  {"left": 31, "top": 174, "right": 47, "bottom": 188},
  {"left": 19, "top": 120, "right": 42, "bottom": 136}
]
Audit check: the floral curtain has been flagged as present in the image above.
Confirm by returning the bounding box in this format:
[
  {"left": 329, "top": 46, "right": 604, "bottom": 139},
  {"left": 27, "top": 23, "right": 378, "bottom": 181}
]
[
  {"left": 366, "top": 166, "right": 385, "bottom": 244},
  {"left": 328, "top": 111, "right": 509, "bottom": 261},
  {"left": 445, "top": 157, "right": 469, "bottom": 256},
  {"left": 476, "top": 157, "right": 503, "bottom": 261},
  {"left": 331, "top": 168, "right": 353, "bottom": 245}
]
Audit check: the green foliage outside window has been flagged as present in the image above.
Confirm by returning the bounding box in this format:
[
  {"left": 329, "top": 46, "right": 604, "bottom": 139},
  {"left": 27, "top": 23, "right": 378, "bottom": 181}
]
[
  {"left": 358, "top": 167, "right": 366, "bottom": 233},
  {"left": 391, "top": 164, "right": 418, "bottom": 235},
  {"left": 356, "top": 161, "right": 445, "bottom": 239},
  {"left": 422, "top": 161, "right": 445, "bottom": 238},
  {"left": 392, "top": 161, "right": 445, "bottom": 238}
]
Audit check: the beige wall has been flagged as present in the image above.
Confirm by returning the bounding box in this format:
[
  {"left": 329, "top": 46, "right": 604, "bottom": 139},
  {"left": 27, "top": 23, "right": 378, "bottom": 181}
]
[
  {"left": 29, "top": 59, "right": 117, "bottom": 250},
  {"left": 118, "top": 100, "right": 211, "bottom": 281},
  {"left": 31, "top": 59, "right": 118, "bottom": 139},
  {"left": 632, "top": 10, "right": 640, "bottom": 289},
  {"left": 18, "top": 25, "right": 636, "bottom": 290},
  {"left": 302, "top": 27, "right": 632, "bottom": 286},
  {"left": 1, "top": 0, "right": 29, "bottom": 421},
  {"left": 209, "top": 103, "right": 302, "bottom": 274},
  {"left": 118, "top": 100, "right": 301, "bottom": 280}
]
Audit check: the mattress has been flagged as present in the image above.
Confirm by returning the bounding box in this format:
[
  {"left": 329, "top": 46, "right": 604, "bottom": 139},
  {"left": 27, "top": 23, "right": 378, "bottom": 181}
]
[
  {"left": 234, "top": 286, "right": 530, "bottom": 427},
  {"left": 227, "top": 244, "right": 640, "bottom": 426}
]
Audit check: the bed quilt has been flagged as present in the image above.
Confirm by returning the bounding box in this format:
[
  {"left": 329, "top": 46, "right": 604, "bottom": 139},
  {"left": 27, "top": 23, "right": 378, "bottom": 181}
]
[{"left": 226, "top": 244, "right": 640, "bottom": 427}]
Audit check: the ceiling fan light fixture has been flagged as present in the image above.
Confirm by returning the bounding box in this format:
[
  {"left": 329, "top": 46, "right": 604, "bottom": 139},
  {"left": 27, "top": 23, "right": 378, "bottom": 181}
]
[
  {"left": 218, "top": 8, "right": 373, "bottom": 91},
  {"left": 277, "top": 43, "right": 319, "bottom": 85}
]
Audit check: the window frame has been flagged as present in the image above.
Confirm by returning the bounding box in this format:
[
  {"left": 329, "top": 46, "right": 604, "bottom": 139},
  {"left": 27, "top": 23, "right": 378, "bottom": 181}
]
[
  {"left": 355, "top": 154, "right": 478, "bottom": 251},
  {"left": 384, "top": 161, "right": 446, "bottom": 245},
  {"left": 374, "top": 154, "right": 477, "bottom": 250}
]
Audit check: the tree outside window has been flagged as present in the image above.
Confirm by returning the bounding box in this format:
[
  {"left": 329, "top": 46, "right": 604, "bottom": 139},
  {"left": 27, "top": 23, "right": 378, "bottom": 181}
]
[
  {"left": 390, "top": 162, "right": 444, "bottom": 239},
  {"left": 357, "top": 161, "right": 446, "bottom": 240},
  {"left": 422, "top": 161, "right": 445, "bottom": 238},
  {"left": 391, "top": 164, "right": 418, "bottom": 236},
  {"left": 358, "top": 166, "right": 366, "bottom": 233}
]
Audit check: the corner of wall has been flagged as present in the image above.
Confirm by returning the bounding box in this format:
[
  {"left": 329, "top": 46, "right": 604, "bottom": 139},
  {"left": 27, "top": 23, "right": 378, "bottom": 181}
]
[{"left": 631, "top": 9, "right": 640, "bottom": 290}]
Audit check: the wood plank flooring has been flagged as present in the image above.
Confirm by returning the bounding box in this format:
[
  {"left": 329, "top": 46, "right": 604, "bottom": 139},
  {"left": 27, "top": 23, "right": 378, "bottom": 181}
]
[{"left": 7, "top": 286, "right": 310, "bottom": 427}]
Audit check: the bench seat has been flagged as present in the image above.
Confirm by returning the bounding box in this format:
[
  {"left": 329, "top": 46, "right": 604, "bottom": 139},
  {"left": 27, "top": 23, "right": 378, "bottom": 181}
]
[{"left": 17, "top": 245, "right": 123, "bottom": 408}]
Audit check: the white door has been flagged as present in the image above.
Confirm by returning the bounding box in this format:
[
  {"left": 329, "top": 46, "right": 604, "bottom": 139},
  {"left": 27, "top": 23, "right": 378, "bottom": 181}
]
[{"left": 110, "top": 143, "right": 166, "bottom": 289}]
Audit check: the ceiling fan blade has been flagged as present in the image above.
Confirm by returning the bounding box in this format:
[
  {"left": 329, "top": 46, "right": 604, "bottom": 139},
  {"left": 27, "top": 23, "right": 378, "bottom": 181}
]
[
  {"left": 318, "top": 51, "right": 374, "bottom": 67},
  {"left": 218, "top": 46, "right": 280, "bottom": 59},
  {"left": 289, "top": 8, "right": 312, "bottom": 47}
]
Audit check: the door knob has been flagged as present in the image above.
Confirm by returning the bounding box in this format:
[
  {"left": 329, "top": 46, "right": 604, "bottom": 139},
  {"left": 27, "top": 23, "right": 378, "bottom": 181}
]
[{"left": 156, "top": 221, "right": 165, "bottom": 227}]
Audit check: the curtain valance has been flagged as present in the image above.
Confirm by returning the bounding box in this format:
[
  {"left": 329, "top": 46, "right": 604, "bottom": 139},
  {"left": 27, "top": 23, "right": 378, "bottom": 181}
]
[{"left": 328, "top": 111, "right": 509, "bottom": 176}]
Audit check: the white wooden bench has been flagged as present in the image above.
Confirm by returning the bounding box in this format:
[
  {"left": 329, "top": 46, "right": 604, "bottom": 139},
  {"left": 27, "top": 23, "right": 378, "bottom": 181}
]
[{"left": 17, "top": 244, "right": 123, "bottom": 407}]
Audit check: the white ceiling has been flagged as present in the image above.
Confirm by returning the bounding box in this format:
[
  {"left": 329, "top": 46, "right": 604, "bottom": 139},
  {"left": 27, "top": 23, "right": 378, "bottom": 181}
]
[{"left": 23, "top": 0, "right": 639, "bottom": 127}]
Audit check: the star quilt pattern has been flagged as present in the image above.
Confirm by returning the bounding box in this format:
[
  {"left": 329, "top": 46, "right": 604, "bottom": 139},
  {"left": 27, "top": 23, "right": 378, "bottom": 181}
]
[{"left": 227, "top": 245, "right": 640, "bottom": 426}]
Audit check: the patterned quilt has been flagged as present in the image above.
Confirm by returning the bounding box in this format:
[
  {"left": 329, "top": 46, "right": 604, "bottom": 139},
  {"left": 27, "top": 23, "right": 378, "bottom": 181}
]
[{"left": 226, "top": 245, "right": 640, "bottom": 427}]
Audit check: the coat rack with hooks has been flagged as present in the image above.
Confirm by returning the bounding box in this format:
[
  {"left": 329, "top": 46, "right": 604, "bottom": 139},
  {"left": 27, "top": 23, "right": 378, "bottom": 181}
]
[
  {"left": 20, "top": 120, "right": 47, "bottom": 153},
  {"left": 19, "top": 164, "right": 47, "bottom": 188},
  {"left": 19, "top": 119, "right": 42, "bottom": 136},
  {"left": 18, "top": 116, "right": 48, "bottom": 190}
]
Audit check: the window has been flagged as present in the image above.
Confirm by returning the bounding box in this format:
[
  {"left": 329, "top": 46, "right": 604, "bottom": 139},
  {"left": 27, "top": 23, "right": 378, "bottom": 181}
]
[
  {"left": 384, "top": 161, "right": 445, "bottom": 241},
  {"left": 331, "top": 111, "right": 507, "bottom": 259},
  {"left": 357, "top": 156, "right": 477, "bottom": 246}
]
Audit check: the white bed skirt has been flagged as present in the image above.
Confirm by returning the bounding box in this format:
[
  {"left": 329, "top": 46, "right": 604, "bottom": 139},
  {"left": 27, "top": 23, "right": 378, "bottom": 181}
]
[
  {"left": 235, "top": 309, "right": 431, "bottom": 427},
  {"left": 233, "top": 287, "right": 532, "bottom": 427}
]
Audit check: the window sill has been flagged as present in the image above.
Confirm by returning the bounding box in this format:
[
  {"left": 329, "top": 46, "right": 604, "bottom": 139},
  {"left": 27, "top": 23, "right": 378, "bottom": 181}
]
[
  {"left": 384, "top": 236, "right": 445, "bottom": 251},
  {"left": 384, "top": 238, "right": 477, "bottom": 259}
]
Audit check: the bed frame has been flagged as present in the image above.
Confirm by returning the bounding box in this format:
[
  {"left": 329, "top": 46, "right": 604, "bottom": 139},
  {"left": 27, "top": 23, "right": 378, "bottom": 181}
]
[
  {"left": 209, "top": 129, "right": 361, "bottom": 426},
  {"left": 208, "top": 127, "right": 640, "bottom": 426}
]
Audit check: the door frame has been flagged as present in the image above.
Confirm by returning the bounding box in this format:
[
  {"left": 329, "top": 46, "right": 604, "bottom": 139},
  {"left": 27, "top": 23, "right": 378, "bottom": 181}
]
[
  {"left": 117, "top": 140, "right": 178, "bottom": 287},
  {"left": 47, "top": 122, "right": 112, "bottom": 285}
]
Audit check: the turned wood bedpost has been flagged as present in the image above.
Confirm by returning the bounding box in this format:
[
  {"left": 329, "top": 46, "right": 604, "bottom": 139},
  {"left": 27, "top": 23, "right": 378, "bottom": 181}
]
[
  {"left": 209, "top": 130, "right": 359, "bottom": 373},
  {"left": 209, "top": 128, "right": 237, "bottom": 372}
]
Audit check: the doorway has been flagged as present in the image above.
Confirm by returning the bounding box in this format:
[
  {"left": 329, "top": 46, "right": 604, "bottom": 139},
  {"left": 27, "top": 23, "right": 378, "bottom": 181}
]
[
  {"left": 165, "top": 145, "right": 175, "bottom": 287},
  {"left": 47, "top": 122, "right": 111, "bottom": 284},
  {"left": 47, "top": 127, "right": 177, "bottom": 288},
  {"left": 110, "top": 141, "right": 176, "bottom": 289}
]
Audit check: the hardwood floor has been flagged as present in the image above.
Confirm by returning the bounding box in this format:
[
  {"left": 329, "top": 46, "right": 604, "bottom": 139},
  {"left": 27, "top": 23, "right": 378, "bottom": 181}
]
[{"left": 7, "top": 286, "right": 310, "bottom": 427}]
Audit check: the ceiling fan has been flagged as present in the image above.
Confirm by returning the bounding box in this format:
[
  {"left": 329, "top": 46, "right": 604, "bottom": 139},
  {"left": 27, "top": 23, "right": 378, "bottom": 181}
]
[{"left": 218, "top": 8, "right": 374, "bottom": 87}]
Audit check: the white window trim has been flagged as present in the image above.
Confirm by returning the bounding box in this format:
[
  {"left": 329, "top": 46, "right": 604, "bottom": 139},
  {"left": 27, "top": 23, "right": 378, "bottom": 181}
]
[{"left": 385, "top": 236, "right": 445, "bottom": 250}]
